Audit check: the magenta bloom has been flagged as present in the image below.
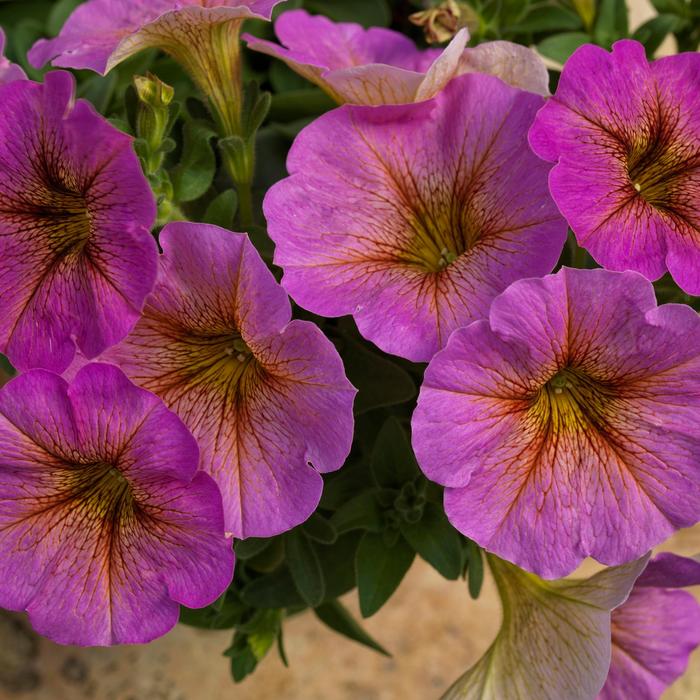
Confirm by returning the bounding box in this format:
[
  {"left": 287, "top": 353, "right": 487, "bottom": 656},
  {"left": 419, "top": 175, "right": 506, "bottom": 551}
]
[
  {"left": 0, "top": 363, "right": 233, "bottom": 646},
  {"left": 0, "top": 71, "right": 156, "bottom": 373},
  {"left": 600, "top": 553, "right": 700, "bottom": 700},
  {"left": 0, "top": 29, "right": 26, "bottom": 84},
  {"left": 245, "top": 9, "right": 549, "bottom": 104},
  {"left": 29, "top": 1, "right": 282, "bottom": 137},
  {"left": 98, "top": 222, "right": 355, "bottom": 538},
  {"left": 529, "top": 40, "right": 700, "bottom": 294},
  {"left": 265, "top": 73, "right": 566, "bottom": 362},
  {"left": 413, "top": 267, "right": 700, "bottom": 578}
]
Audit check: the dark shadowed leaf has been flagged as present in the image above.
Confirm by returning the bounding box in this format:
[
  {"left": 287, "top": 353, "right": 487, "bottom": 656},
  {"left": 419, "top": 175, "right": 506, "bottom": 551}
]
[
  {"left": 314, "top": 600, "right": 390, "bottom": 656},
  {"left": 285, "top": 530, "right": 326, "bottom": 607},
  {"left": 356, "top": 533, "right": 415, "bottom": 617},
  {"left": 371, "top": 416, "right": 420, "bottom": 488}
]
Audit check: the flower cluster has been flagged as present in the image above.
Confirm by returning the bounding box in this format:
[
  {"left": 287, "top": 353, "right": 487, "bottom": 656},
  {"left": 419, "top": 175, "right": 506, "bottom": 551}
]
[{"left": 0, "top": 2, "right": 698, "bottom": 698}]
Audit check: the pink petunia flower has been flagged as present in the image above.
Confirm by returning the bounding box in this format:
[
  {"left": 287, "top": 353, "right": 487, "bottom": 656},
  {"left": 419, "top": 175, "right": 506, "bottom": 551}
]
[
  {"left": 265, "top": 72, "right": 566, "bottom": 362},
  {"left": 0, "top": 363, "right": 233, "bottom": 646},
  {"left": 599, "top": 553, "right": 700, "bottom": 700},
  {"left": 28, "top": 0, "right": 284, "bottom": 136},
  {"left": 0, "top": 71, "right": 156, "bottom": 373},
  {"left": 529, "top": 40, "right": 700, "bottom": 294},
  {"left": 413, "top": 267, "right": 700, "bottom": 578},
  {"left": 97, "top": 222, "right": 356, "bottom": 539},
  {"left": 244, "top": 9, "right": 549, "bottom": 105}
]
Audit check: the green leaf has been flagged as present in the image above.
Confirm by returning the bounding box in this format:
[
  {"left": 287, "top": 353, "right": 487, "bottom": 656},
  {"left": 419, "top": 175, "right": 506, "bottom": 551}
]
[
  {"left": 241, "top": 569, "right": 303, "bottom": 609},
  {"left": 356, "top": 533, "right": 415, "bottom": 617},
  {"left": 245, "top": 610, "right": 283, "bottom": 661},
  {"left": 537, "top": 32, "right": 591, "bottom": 64},
  {"left": 339, "top": 337, "right": 415, "bottom": 414},
  {"left": 285, "top": 530, "right": 326, "bottom": 607},
  {"left": 330, "top": 491, "right": 383, "bottom": 535},
  {"left": 170, "top": 119, "right": 216, "bottom": 202},
  {"left": 371, "top": 416, "right": 420, "bottom": 488},
  {"left": 203, "top": 190, "right": 238, "bottom": 228},
  {"left": 632, "top": 14, "right": 682, "bottom": 55},
  {"left": 467, "top": 541, "right": 485, "bottom": 599},
  {"left": 235, "top": 537, "right": 271, "bottom": 560},
  {"left": 510, "top": 7, "right": 583, "bottom": 33},
  {"left": 302, "top": 513, "right": 338, "bottom": 544},
  {"left": 314, "top": 600, "right": 391, "bottom": 656},
  {"left": 304, "top": 0, "right": 390, "bottom": 27},
  {"left": 179, "top": 593, "right": 246, "bottom": 630},
  {"left": 594, "top": 0, "right": 629, "bottom": 47},
  {"left": 245, "top": 536, "right": 286, "bottom": 573},
  {"left": 401, "top": 504, "right": 462, "bottom": 580},
  {"left": 228, "top": 639, "right": 258, "bottom": 683},
  {"left": 268, "top": 88, "right": 336, "bottom": 122}
]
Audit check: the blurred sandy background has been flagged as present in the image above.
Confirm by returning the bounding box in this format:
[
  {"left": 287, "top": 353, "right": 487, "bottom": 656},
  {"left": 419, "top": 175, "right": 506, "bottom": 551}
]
[{"left": 0, "top": 1, "right": 697, "bottom": 699}]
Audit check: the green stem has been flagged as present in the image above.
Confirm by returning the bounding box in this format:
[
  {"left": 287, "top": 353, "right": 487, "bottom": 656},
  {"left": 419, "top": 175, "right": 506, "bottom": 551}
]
[{"left": 236, "top": 179, "right": 254, "bottom": 230}]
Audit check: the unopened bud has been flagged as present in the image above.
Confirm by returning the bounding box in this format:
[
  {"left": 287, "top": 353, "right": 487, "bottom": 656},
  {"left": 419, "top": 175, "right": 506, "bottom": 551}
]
[
  {"left": 134, "top": 73, "right": 174, "bottom": 161},
  {"left": 409, "top": 0, "right": 473, "bottom": 44}
]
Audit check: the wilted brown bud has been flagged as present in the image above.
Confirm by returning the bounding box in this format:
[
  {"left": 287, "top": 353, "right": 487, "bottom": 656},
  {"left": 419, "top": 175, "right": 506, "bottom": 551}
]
[{"left": 409, "top": 1, "right": 473, "bottom": 44}]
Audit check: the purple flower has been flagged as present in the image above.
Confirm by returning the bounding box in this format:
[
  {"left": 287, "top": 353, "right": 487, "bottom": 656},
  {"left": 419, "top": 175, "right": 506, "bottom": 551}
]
[
  {"left": 529, "top": 40, "right": 700, "bottom": 294},
  {"left": 0, "top": 363, "right": 233, "bottom": 646},
  {"left": 97, "top": 222, "right": 356, "bottom": 539},
  {"left": 443, "top": 554, "right": 649, "bottom": 700},
  {"left": 244, "top": 9, "right": 549, "bottom": 104},
  {"left": 600, "top": 553, "right": 700, "bottom": 700},
  {"left": 265, "top": 73, "right": 566, "bottom": 362},
  {"left": 412, "top": 267, "right": 700, "bottom": 578},
  {"left": 0, "top": 71, "right": 156, "bottom": 373},
  {"left": 0, "top": 29, "right": 26, "bottom": 84},
  {"left": 29, "top": 0, "right": 283, "bottom": 136}
]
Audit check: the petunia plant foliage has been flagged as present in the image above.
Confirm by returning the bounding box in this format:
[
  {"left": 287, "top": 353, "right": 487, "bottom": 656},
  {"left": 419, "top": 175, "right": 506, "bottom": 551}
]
[{"left": 0, "top": 1, "right": 699, "bottom": 698}]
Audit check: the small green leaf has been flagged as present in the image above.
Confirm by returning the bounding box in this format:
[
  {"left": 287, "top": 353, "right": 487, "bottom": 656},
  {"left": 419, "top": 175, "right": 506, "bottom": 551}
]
[
  {"left": 225, "top": 633, "right": 259, "bottom": 682},
  {"left": 632, "top": 14, "right": 682, "bottom": 56},
  {"left": 203, "top": 190, "right": 238, "bottom": 228},
  {"left": 339, "top": 337, "right": 415, "bottom": 414},
  {"left": 511, "top": 7, "right": 583, "bottom": 33},
  {"left": 268, "top": 88, "right": 336, "bottom": 122},
  {"left": 371, "top": 417, "right": 420, "bottom": 488},
  {"left": 314, "top": 600, "right": 391, "bottom": 656},
  {"left": 356, "top": 533, "right": 415, "bottom": 618},
  {"left": 331, "top": 491, "right": 383, "bottom": 535},
  {"left": 240, "top": 570, "right": 303, "bottom": 609},
  {"left": 401, "top": 504, "right": 462, "bottom": 580},
  {"left": 537, "top": 32, "right": 591, "bottom": 64},
  {"left": 302, "top": 513, "right": 338, "bottom": 544},
  {"left": 170, "top": 119, "right": 216, "bottom": 202},
  {"left": 594, "top": 0, "right": 629, "bottom": 47},
  {"left": 285, "top": 530, "right": 326, "bottom": 607},
  {"left": 467, "top": 541, "right": 485, "bottom": 600},
  {"left": 304, "top": 0, "right": 391, "bottom": 27},
  {"left": 235, "top": 536, "right": 271, "bottom": 560}
]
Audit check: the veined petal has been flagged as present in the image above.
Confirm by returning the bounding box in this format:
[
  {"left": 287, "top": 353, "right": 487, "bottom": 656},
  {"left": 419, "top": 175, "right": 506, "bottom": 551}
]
[
  {"left": 0, "top": 364, "right": 233, "bottom": 646},
  {"left": 413, "top": 267, "right": 700, "bottom": 577},
  {"left": 599, "top": 553, "right": 700, "bottom": 699},
  {"left": 0, "top": 71, "right": 156, "bottom": 373},
  {"left": 266, "top": 72, "right": 566, "bottom": 361},
  {"left": 529, "top": 40, "right": 700, "bottom": 293},
  {"left": 29, "top": 0, "right": 281, "bottom": 74},
  {"left": 101, "top": 223, "right": 356, "bottom": 538},
  {"left": 443, "top": 555, "right": 648, "bottom": 700}
]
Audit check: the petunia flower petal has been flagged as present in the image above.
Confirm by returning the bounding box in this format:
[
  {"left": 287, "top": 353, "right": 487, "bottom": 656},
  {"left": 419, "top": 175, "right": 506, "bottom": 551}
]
[
  {"left": 245, "top": 9, "right": 548, "bottom": 105},
  {"left": 29, "top": 0, "right": 281, "bottom": 74},
  {"left": 100, "top": 222, "right": 356, "bottom": 538},
  {"left": 413, "top": 267, "right": 700, "bottom": 577},
  {"left": 0, "top": 71, "right": 157, "bottom": 373},
  {"left": 265, "top": 72, "right": 566, "bottom": 361},
  {"left": 529, "top": 40, "right": 700, "bottom": 293},
  {"left": 599, "top": 553, "right": 700, "bottom": 700},
  {"left": 443, "top": 555, "right": 648, "bottom": 700},
  {"left": 0, "top": 363, "right": 233, "bottom": 646}
]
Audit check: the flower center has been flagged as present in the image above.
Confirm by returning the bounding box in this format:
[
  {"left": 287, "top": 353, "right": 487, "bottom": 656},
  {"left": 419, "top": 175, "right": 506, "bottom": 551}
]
[
  {"left": 531, "top": 367, "right": 613, "bottom": 435},
  {"left": 39, "top": 187, "right": 93, "bottom": 256},
  {"left": 65, "top": 461, "right": 134, "bottom": 524},
  {"left": 402, "top": 205, "right": 479, "bottom": 273},
  {"left": 625, "top": 117, "right": 699, "bottom": 209}
]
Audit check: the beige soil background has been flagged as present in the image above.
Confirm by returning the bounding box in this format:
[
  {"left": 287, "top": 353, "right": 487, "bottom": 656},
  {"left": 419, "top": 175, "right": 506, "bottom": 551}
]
[{"left": 0, "top": 1, "right": 698, "bottom": 699}]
